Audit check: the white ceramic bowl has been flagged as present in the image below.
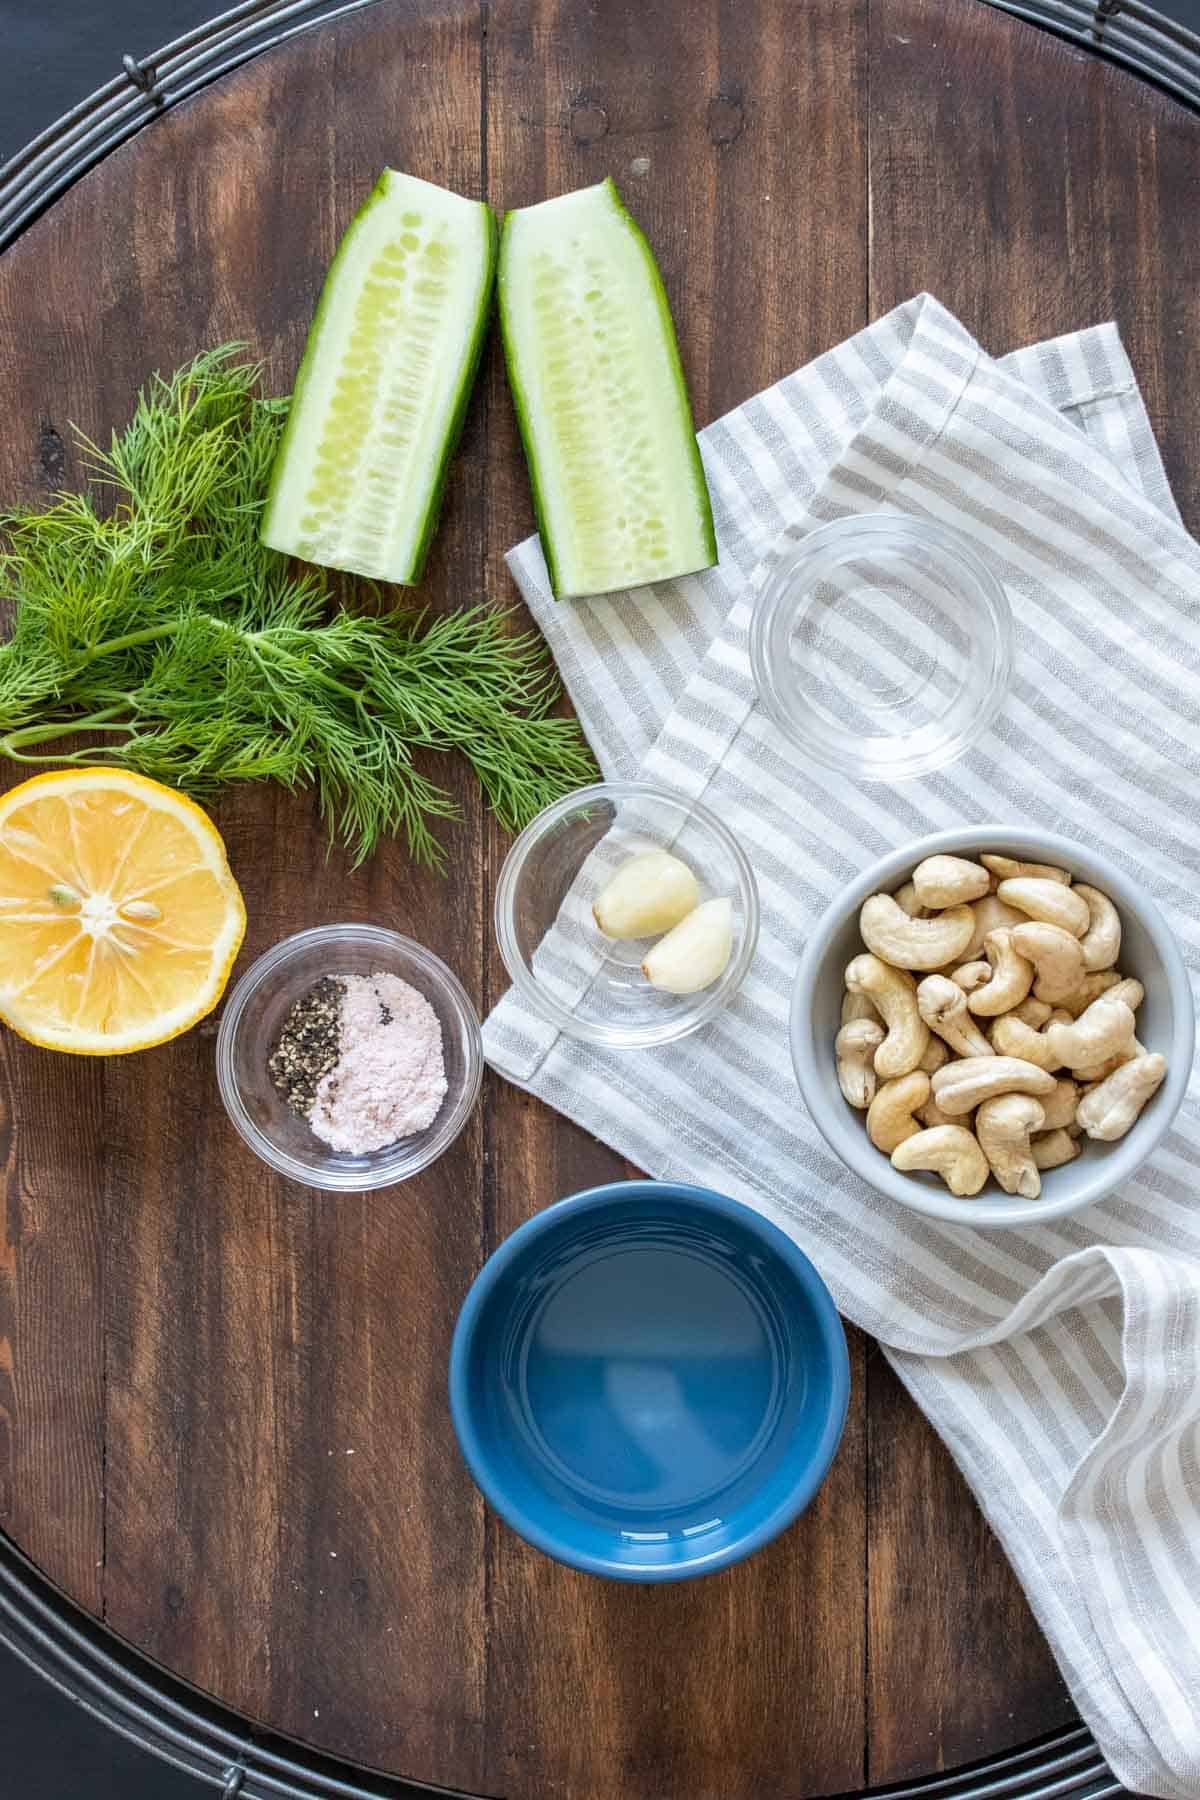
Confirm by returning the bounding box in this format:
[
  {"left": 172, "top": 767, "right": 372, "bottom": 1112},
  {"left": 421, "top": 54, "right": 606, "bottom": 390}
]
[{"left": 790, "top": 827, "right": 1194, "bottom": 1227}]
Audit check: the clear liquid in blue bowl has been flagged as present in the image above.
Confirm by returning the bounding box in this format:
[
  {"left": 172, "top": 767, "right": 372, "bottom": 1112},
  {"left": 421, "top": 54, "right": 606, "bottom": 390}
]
[{"left": 450, "top": 1184, "right": 849, "bottom": 1580}]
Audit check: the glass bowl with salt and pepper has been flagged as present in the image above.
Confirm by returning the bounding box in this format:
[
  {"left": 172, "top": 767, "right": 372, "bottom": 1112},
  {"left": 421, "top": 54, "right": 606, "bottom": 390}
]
[{"left": 216, "top": 925, "right": 482, "bottom": 1190}]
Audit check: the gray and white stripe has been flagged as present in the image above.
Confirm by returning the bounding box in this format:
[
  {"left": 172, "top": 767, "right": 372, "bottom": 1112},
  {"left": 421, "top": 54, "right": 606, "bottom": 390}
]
[{"left": 484, "top": 296, "right": 1200, "bottom": 1799}]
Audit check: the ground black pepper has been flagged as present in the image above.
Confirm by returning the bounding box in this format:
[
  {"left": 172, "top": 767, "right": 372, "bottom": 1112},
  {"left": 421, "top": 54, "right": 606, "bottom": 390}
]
[{"left": 268, "top": 976, "right": 345, "bottom": 1116}]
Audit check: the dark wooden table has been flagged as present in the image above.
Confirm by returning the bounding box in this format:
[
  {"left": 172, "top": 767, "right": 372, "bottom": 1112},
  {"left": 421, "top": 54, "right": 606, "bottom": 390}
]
[{"left": 1, "top": 2, "right": 1197, "bottom": 1795}]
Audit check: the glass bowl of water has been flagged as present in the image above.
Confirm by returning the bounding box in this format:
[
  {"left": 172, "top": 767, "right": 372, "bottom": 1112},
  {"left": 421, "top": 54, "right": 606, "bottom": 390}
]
[{"left": 748, "top": 513, "right": 1012, "bottom": 782}]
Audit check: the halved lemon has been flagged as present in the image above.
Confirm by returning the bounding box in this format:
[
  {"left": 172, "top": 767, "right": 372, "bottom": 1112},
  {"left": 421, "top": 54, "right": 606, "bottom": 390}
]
[{"left": 0, "top": 769, "right": 246, "bottom": 1054}]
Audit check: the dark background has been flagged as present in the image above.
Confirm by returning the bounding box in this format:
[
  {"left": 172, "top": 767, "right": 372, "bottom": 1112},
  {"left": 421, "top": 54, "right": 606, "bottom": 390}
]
[
  {"left": 0, "top": 1647, "right": 208, "bottom": 1798},
  {"left": 1, "top": 0, "right": 223, "bottom": 163},
  {"left": 1, "top": 0, "right": 1199, "bottom": 1793}
]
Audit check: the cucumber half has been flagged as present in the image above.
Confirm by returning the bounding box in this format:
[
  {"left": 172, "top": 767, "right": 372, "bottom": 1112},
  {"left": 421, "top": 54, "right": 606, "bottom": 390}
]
[
  {"left": 262, "top": 169, "right": 496, "bottom": 585},
  {"left": 499, "top": 178, "right": 716, "bottom": 600}
]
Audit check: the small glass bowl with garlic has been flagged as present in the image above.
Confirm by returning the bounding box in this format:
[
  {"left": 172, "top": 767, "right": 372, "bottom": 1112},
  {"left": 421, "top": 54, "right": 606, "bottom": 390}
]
[{"left": 493, "top": 781, "right": 760, "bottom": 1048}]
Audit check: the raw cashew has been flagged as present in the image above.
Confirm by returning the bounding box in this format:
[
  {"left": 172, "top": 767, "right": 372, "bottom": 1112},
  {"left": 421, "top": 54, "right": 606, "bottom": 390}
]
[
  {"left": 839, "top": 849, "right": 1159, "bottom": 1196},
  {"left": 1076, "top": 1054, "right": 1167, "bottom": 1141},
  {"left": 1075, "top": 1037, "right": 1148, "bottom": 1086},
  {"left": 1043, "top": 996, "right": 1136, "bottom": 1072},
  {"left": 981, "top": 853, "right": 1071, "bottom": 885},
  {"left": 842, "top": 989, "right": 881, "bottom": 1027},
  {"left": 859, "top": 894, "right": 976, "bottom": 972},
  {"left": 891, "top": 1125, "right": 989, "bottom": 1196},
  {"left": 931, "top": 1055, "right": 1057, "bottom": 1116},
  {"left": 975, "top": 1093, "right": 1046, "bottom": 1198},
  {"left": 951, "top": 961, "right": 992, "bottom": 994},
  {"left": 967, "top": 928, "right": 1035, "bottom": 1017},
  {"left": 892, "top": 880, "right": 928, "bottom": 919},
  {"left": 1075, "top": 1050, "right": 1123, "bottom": 1085},
  {"left": 989, "top": 1011, "right": 1068, "bottom": 1072},
  {"left": 867, "top": 1071, "right": 931, "bottom": 1154},
  {"left": 1058, "top": 969, "right": 1122, "bottom": 1016},
  {"left": 836, "top": 1019, "right": 886, "bottom": 1109},
  {"left": 1066, "top": 978, "right": 1142, "bottom": 1047},
  {"left": 998, "top": 877, "right": 1091, "bottom": 939},
  {"left": 912, "top": 854, "right": 991, "bottom": 907},
  {"left": 917, "top": 1095, "right": 960, "bottom": 1130},
  {"left": 845, "top": 954, "right": 930, "bottom": 1079},
  {"left": 1040, "top": 1076, "right": 1080, "bottom": 1131},
  {"left": 961, "top": 893, "right": 1024, "bottom": 961},
  {"left": 1032, "top": 1129, "right": 1081, "bottom": 1171},
  {"left": 917, "top": 975, "right": 994, "bottom": 1059},
  {"left": 1075, "top": 884, "right": 1121, "bottom": 972},
  {"left": 1010, "top": 922, "right": 1087, "bottom": 1004}
]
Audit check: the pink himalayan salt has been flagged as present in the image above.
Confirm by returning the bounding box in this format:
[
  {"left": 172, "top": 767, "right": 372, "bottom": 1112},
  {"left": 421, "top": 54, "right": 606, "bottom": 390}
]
[{"left": 309, "top": 972, "right": 447, "bottom": 1154}]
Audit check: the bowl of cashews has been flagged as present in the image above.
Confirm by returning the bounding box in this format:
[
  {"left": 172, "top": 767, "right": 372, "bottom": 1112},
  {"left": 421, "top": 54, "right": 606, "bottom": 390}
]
[{"left": 790, "top": 827, "right": 1194, "bottom": 1226}]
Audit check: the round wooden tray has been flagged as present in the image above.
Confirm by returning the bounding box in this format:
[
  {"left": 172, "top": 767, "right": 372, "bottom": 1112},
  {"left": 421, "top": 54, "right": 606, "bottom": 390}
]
[{"left": 1, "top": 2, "right": 1197, "bottom": 1796}]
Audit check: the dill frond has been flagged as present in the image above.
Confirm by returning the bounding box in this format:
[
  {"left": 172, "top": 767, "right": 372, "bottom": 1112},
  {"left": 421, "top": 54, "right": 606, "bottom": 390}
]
[{"left": 0, "top": 346, "right": 596, "bottom": 866}]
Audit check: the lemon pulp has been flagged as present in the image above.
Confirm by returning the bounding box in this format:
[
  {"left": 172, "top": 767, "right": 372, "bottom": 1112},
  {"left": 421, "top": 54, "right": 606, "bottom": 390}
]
[{"left": 0, "top": 769, "right": 246, "bottom": 1054}]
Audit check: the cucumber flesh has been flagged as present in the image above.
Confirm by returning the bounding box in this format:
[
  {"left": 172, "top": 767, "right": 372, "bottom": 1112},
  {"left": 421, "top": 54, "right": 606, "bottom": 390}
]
[
  {"left": 262, "top": 169, "right": 496, "bottom": 586},
  {"left": 499, "top": 178, "right": 716, "bottom": 600}
]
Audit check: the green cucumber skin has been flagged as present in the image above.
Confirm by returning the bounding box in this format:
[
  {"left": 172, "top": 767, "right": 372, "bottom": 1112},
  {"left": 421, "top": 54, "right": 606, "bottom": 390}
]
[
  {"left": 499, "top": 176, "right": 717, "bottom": 601},
  {"left": 262, "top": 170, "right": 497, "bottom": 588},
  {"left": 262, "top": 171, "right": 386, "bottom": 568},
  {"left": 615, "top": 183, "right": 717, "bottom": 577},
  {"left": 404, "top": 202, "right": 498, "bottom": 585}
]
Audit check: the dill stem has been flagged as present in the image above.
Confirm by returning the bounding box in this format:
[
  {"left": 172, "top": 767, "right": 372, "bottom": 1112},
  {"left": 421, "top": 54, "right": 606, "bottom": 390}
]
[
  {"left": 1, "top": 705, "right": 131, "bottom": 754},
  {"left": 83, "top": 620, "right": 185, "bottom": 660},
  {"left": 1, "top": 744, "right": 126, "bottom": 766},
  {"left": 250, "top": 635, "right": 370, "bottom": 712}
]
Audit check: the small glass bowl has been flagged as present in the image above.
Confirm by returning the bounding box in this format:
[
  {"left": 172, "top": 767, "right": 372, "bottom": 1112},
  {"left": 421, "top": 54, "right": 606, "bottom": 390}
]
[
  {"left": 494, "top": 781, "right": 759, "bottom": 1049},
  {"left": 748, "top": 513, "right": 1013, "bottom": 782},
  {"left": 216, "top": 925, "right": 483, "bottom": 1191}
]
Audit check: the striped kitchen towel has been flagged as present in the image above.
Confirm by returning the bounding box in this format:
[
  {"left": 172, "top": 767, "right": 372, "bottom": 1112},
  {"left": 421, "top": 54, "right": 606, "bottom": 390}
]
[{"left": 482, "top": 294, "right": 1200, "bottom": 1799}]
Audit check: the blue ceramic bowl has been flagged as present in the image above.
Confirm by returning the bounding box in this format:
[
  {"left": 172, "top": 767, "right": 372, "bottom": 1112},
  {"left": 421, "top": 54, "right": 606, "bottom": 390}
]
[{"left": 449, "top": 1181, "right": 850, "bottom": 1581}]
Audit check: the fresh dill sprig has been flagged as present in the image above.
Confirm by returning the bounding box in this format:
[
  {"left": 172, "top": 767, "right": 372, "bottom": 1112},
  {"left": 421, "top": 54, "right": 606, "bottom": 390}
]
[{"left": 0, "top": 346, "right": 596, "bottom": 866}]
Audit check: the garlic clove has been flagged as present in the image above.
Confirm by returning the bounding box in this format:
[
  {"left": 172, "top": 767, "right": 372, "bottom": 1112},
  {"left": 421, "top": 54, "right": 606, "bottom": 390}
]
[
  {"left": 641, "top": 896, "right": 733, "bottom": 994},
  {"left": 593, "top": 849, "right": 700, "bottom": 939}
]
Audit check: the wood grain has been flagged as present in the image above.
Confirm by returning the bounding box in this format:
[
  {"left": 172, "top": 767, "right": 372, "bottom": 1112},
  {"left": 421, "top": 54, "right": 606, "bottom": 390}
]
[
  {"left": 0, "top": 1033, "right": 104, "bottom": 1610},
  {"left": 0, "top": 0, "right": 1197, "bottom": 1794},
  {"left": 866, "top": 1352, "right": 1073, "bottom": 1781}
]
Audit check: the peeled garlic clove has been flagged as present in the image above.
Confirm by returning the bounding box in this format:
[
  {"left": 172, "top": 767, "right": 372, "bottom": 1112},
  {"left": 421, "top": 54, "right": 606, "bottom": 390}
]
[
  {"left": 642, "top": 897, "right": 733, "bottom": 995},
  {"left": 593, "top": 849, "right": 700, "bottom": 939}
]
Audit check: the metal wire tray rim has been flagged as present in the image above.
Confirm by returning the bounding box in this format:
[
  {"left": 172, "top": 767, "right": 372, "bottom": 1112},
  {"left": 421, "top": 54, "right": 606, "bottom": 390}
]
[
  {"left": 2, "top": 1527, "right": 1120, "bottom": 1800},
  {"left": 989, "top": 0, "right": 1200, "bottom": 105},
  {"left": 1, "top": 0, "right": 1198, "bottom": 251},
  {"left": 0, "top": 0, "right": 379, "bottom": 248}
]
